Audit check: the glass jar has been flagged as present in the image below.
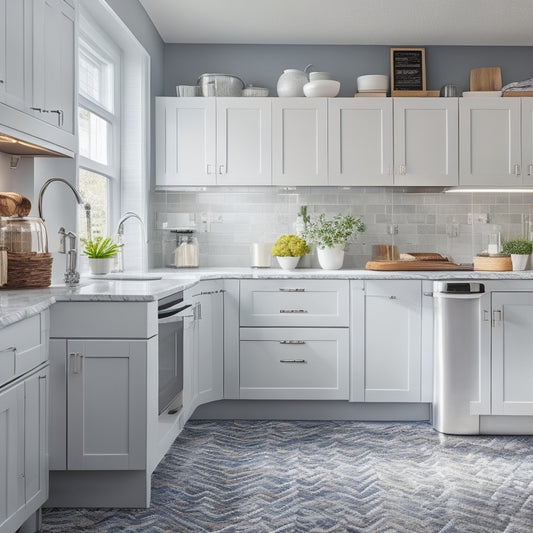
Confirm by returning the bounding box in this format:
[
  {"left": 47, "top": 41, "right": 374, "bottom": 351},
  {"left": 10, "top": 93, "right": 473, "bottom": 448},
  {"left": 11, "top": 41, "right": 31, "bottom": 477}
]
[
  {"left": 173, "top": 233, "right": 199, "bottom": 268},
  {"left": 0, "top": 216, "right": 48, "bottom": 253}
]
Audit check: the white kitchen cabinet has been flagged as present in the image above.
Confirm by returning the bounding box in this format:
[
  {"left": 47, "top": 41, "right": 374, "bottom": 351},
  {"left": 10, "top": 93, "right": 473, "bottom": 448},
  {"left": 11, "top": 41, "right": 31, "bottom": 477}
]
[
  {"left": 351, "top": 280, "right": 422, "bottom": 402},
  {"left": 31, "top": 0, "right": 76, "bottom": 134},
  {"left": 491, "top": 292, "right": 533, "bottom": 415},
  {"left": 66, "top": 339, "right": 149, "bottom": 470},
  {"left": 155, "top": 97, "right": 271, "bottom": 187},
  {"left": 240, "top": 327, "right": 349, "bottom": 400},
  {"left": 272, "top": 98, "right": 328, "bottom": 186},
  {"left": 522, "top": 98, "right": 533, "bottom": 185},
  {"left": 394, "top": 98, "right": 458, "bottom": 186},
  {"left": 0, "top": 0, "right": 31, "bottom": 111},
  {"left": 328, "top": 98, "right": 393, "bottom": 186},
  {"left": 459, "top": 98, "right": 522, "bottom": 186}
]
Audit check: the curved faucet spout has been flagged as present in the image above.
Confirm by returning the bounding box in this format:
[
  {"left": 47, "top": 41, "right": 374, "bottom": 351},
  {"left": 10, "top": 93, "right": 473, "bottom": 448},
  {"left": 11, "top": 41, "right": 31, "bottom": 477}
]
[
  {"left": 114, "top": 211, "right": 146, "bottom": 273},
  {"left": 115, "top": 211, "right": 144, "bottom": 236}
]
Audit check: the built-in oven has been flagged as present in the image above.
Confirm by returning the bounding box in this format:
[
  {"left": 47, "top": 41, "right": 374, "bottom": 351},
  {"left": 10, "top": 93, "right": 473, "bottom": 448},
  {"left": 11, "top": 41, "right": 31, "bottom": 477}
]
[{"left": 157, "top": 292, "right": 191, "bottom": 415}]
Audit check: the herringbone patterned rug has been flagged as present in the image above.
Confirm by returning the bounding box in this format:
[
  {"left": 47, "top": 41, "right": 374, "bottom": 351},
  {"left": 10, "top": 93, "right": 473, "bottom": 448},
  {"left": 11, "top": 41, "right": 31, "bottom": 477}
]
[{"left": 43, "top": 420, "right": 533, "bottom": 532}]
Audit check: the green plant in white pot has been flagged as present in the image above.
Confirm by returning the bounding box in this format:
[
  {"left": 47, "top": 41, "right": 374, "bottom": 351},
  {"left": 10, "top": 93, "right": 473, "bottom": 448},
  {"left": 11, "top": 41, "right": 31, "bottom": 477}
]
[
  {"left": 82, "top": 236, "right": 121, "bottom": 275},
  {"left": 502, "top": 238, "right": 533, "bottom": 271},
  {"left": 271, "top": 234, "right": 311, "bottom": 270},
  {"left": 302, "top": 214, "right": 365, "bottom": 270}
]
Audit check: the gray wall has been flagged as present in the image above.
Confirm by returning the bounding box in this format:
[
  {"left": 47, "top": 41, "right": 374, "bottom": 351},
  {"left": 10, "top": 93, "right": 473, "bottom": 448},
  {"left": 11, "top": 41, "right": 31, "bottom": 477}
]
[{"left": 164, "top": 44, "right": 533, "bottom": 97}]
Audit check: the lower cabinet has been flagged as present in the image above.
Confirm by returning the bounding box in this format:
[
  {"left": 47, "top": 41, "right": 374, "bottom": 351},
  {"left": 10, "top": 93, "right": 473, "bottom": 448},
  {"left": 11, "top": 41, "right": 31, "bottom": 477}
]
[
  {"left": 0, "top": 365, "right": 48, "bottom": 533},
  {"left": 351, "top": 280, "right": 422, "bottom": 402}
]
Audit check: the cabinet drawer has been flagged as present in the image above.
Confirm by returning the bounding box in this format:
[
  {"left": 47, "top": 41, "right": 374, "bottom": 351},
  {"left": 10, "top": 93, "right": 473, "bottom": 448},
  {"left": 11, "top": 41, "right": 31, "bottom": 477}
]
[
  {"left": 240, "top": 280, "right": 349, "bottom": 326},
  {"left": 239, "top": 327, "right": 349, "bottom": 399}
]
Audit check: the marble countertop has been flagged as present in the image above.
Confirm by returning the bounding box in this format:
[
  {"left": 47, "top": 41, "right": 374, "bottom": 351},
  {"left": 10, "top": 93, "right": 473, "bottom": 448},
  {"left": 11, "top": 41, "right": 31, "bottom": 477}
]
[{"left": 3, "top": 266, "right": 533, "bottom": 329}]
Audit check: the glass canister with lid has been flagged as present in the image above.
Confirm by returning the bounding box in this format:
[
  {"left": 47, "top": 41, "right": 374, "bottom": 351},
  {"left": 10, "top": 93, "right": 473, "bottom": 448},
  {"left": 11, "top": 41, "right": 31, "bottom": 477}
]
[
  {"left": 0, "top": 216, "right": 48, "bottom": 253},
  {"left": 173, "top": 231, "right": 199, "bottom": 268}
]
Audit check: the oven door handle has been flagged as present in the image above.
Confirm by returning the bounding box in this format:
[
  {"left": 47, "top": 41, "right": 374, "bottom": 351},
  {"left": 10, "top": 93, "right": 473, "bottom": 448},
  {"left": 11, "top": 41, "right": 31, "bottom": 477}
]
[{"left": 158, "top": 303, "right": 193, "bottom": 323}]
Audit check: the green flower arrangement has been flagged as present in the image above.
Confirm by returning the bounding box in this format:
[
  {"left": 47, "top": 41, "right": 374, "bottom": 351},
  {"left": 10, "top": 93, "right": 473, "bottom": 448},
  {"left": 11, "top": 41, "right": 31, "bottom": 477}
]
[
  {"left": 81, "top": 236, "right": 120, "bottom": 258},
  {"left": 502, "top": 238, "right": 533, "bottom": 255},
  {"left": 271, "top": 234, "right": 311, "bottom": 257},
  {"left": 302, "top": 214, "right": 365, "bottom": 249}
]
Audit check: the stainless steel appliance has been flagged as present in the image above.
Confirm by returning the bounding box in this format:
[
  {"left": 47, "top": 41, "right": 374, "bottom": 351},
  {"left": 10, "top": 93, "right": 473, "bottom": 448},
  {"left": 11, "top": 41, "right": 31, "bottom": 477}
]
[
  {"left": 432, "top": 281, "right": 485, "bottom": 434},
  {"left": 158, "top": 292, "right": 191, "bottom": 415}
]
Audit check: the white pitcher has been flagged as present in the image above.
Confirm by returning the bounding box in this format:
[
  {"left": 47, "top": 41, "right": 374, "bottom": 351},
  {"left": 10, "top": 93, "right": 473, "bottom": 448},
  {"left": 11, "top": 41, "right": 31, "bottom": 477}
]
[{"left": 277, "top": 65, "right": 312, "bottom": 97}]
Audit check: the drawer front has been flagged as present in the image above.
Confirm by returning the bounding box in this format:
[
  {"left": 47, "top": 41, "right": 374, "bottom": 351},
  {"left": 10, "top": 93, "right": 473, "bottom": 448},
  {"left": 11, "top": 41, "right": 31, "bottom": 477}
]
[
  {"left": 240, "top": 280, "right": 349, "bottom": 326},
  {"left": 239, "top": 327, "right": 349, "bottom": 399}
]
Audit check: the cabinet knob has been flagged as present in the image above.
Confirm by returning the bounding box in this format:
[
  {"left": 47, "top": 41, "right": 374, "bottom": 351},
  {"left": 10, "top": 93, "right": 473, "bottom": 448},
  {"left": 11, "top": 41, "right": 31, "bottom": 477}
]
[{"left": 0, "top": 79, "right": 4, "bottom": 84}]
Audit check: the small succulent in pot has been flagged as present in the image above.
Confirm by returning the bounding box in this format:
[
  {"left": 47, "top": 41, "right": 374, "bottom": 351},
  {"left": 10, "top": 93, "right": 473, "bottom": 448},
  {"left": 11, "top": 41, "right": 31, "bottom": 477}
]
[
  {"left": 81, "top": 236, "right": 120, "bottom": 258},
  {"left": 271, "top": 234, "right": 311, "bottom": 257},
  {"left": 502, "top": 238, "right": 533, "bottom": 256}
]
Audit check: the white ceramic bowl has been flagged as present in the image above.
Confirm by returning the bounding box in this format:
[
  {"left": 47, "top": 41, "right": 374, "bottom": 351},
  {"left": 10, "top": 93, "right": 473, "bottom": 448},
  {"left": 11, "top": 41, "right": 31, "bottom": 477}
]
[
  {"left": 357, "top": 74, "right": 389, "bottom": 92},
  {"left": 309, "top": 71, "right": 331, "bottom": 81},
  {"left": 303, "top": 80, "right": 340, "bottom": 97}
]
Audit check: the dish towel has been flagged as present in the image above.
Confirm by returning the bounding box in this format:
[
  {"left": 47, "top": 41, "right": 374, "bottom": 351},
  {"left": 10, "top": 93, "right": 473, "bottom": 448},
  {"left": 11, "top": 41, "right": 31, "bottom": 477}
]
[{"left": 502, "top": 76, "right": 533, "bottom": 92}]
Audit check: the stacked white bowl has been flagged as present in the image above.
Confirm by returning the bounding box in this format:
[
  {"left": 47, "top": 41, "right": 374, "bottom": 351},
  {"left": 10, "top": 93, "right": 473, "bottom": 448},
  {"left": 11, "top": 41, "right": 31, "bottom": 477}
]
[{"left": 304, "top": 72, "right": 341, "bottom": 97}]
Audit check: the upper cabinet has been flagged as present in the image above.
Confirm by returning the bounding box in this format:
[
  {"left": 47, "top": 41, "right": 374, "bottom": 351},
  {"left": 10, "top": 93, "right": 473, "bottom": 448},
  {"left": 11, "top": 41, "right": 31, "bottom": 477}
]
[
  {"left": 156, "top": 97, "right": 271, "bottom": 187},
  {"left": 394, "top": 98, "right": 459, "bottom": 187},
  {"left": 272, "top": 98, "right": 328, "bottom": 186},
  {"left": 328, "top": 98, "right": 393, "bottom": 186},
  {"left": 459, "top": 98, "right": 522, "bottom": 186}
]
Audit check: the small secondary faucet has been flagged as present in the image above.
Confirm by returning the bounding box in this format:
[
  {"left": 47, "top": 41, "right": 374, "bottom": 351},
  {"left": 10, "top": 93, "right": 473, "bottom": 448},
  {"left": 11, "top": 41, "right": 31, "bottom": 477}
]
[{"left": 114, "top": 211, "right": 146, "bottom": 272}]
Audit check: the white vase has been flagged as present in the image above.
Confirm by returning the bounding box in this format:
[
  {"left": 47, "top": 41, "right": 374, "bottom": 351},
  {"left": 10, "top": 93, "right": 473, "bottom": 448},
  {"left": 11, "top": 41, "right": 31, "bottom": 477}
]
[
  {"left": 511, "top": 254, "right": 528, "bottom": 271},
  {"left": 276, "top": 256, "right": 300, "bottom": 270},
  {"left": 277, "top": 69, "right": 308, "bottom": 97},
  {"left": 88, "top": 257, "right": 114, "bottom": 275},
  {"left": 317, "top": 243, "right": 345, "bottom": 270}
]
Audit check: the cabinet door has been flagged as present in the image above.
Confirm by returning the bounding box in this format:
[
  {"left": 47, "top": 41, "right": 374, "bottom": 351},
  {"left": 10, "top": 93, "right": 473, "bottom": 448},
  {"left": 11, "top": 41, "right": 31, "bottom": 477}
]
[
  {"left": 156, "top": 97, "right": 217, "bottom": 187},
  {"left": 351, "top": 280, "right": 421, "bottom": 402},
  {"left": 394, "top": 98, "right": 458, "bottom": 186},
  {"left": 522, "top": 98, "right": 533, "bottom": 185},
  {"left": 67, "top": 339, "right": 147, "bottom": 470},
  {"left": 272, "top": 98, "right": 328, "bottom": 185},
  {"left": 0, "top": 0, "right": 31, "bottom": 110},
  {"left": 0, "top": 381, "right": 24, "bottom": 532},
  {"left": 216, "top": 98, "right": 271, "bottom": 185},
  {"left": 459, "top": 98, "right": 521, "bottom": 185},
  {"left": 328, "top": 98, "right": 393, "bottom": 186},
  {"left": 182, "top": 307, "right": 199, "bottom": 421},
  {"left": 23, "top": 367, "right": 48, "bottom": 511},
  {"left": 492, "top": 292, "right": 533, "bottom": 415},
  {"left": 32, "top": 0, "right": 76, "bottom": 133}
]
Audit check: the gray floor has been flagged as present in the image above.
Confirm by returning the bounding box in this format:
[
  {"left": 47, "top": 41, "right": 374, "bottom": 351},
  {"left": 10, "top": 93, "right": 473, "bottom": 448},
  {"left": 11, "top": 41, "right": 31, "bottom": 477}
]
[{"left": 42, "top": 420, "right": 533, "bottom": 532}]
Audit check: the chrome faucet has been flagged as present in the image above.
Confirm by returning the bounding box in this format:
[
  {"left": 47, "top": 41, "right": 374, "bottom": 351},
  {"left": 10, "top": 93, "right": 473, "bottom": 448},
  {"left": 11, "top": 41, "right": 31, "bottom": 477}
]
[
  {"left": 63, "top": 230, "right": 80, "bottom": 286},
  {"left": 114, "top": 211, "right": 146, "bottom": 272}
]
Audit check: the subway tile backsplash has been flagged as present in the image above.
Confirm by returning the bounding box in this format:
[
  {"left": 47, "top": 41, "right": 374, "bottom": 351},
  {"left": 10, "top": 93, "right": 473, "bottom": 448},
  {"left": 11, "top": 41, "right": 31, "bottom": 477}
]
[{"left": 150, "top": 187, "right": 533, "bottom": 269}]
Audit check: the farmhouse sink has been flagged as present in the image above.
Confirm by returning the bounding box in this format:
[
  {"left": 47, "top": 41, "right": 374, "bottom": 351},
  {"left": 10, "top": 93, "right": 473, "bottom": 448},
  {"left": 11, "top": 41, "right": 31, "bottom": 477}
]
[{"left": 89, "top": 273, "right": 163, "bottom": 280}]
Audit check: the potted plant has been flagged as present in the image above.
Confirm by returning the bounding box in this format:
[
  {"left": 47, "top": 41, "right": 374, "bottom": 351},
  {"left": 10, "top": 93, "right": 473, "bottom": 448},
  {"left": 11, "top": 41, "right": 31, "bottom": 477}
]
[
  {"left": 271, "top": 234, "right": 311, "bottom": 270},
  {"left": 302, "top": 213, "right": 365, "bottom": 270},
  {"left": 82, "top": 235, "right": 121, "bottom": 275},
  {"left": 502, "top": 237, "right": 533, "bottom": 271}
]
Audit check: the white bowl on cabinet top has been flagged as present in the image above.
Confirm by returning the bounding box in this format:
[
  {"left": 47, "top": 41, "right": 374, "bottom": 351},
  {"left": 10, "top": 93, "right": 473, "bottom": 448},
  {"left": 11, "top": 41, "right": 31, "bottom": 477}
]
[
  {"left": 357, "top": 74, "right": 389, "bottom": 92},
  {"left": 303, "top": 80, "right": 340, "bottom": 97}
]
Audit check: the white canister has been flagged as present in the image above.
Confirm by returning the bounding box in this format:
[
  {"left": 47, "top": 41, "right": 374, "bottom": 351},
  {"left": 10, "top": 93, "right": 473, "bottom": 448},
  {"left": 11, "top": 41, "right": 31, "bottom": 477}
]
[
  {"left": 250, "top": 243, "right": 272, "bottom": 267},
  {"left": 277, "top": 69, "right": 308, "bottom": 97}
]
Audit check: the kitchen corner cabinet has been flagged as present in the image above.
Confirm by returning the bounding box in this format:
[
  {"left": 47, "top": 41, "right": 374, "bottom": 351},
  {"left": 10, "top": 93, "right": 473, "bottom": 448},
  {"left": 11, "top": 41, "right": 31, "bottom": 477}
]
[
  {"left": 155, "top": 97, "right": 271, "bottom": 187},
  {"left": 491, "top": 292, "right": 533, "bottom": 415},
  {"left": 328, "top": 98, "right": 393, "bottom": 186},
  {"left": 272, "top": 98, "right": 328, "bottom": 186},
  {"left": 459, "top": 98, "right": 522, "bottom": 186},
  {"left": 351, "top": 280, "right": 422, "bottom": 402},
  {"left": 393, "top": 98, "right": 458, "bottom": 186}
]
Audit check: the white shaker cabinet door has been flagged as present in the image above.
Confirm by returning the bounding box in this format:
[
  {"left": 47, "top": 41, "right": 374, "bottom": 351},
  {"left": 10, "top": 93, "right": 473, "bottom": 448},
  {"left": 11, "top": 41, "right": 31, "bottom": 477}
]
[
  {"left": 272, "top": 98, "right": 328, "bottom": 186},
  {"left": 216, "top": 98, "right": 271, "bottom": 185},
  {"left": 394, "top": 98, "right": 458, "bottom": 186},
  {"left": 66, "top": 339, "right": 149, "bottom": 470},
  {"left": 492, "top": 292, "right": 533, "bottom": 416},
  {"left": 459, "top": 98, "right": 521, "bottom": 186},
  {"left": 328, "top": 98, "right": 393, "bottom": 186},
  {"left": 522, "top": 98, "right": 533, "bottom": 185},
  {"left": 156, "top": 97, "right": 217, "bottom": 187}
]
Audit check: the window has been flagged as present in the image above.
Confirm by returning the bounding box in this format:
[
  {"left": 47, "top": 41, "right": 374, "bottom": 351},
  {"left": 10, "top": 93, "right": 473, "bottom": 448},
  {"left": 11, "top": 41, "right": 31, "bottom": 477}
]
[{"left": 77, "top": 15, "right": 120, "bottom": 240}]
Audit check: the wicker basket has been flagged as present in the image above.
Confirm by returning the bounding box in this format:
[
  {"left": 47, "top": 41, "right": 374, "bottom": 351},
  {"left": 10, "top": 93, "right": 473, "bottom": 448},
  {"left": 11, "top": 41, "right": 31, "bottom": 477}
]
[{"left": 3, "top": 252, "right": 53, "bottom": 289}]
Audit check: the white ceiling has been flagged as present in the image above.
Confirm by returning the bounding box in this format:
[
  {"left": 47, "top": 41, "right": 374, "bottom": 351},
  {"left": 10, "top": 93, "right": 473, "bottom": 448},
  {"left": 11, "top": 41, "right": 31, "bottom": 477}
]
[{"left": 139, "top": 0, "right": 533, "bottom": 46}]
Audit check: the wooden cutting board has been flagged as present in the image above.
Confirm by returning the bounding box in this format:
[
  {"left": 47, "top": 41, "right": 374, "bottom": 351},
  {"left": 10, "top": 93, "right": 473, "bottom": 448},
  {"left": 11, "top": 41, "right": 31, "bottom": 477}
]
[
  {"left": 470, "top": 67, "right": 502, "bottom": 91},
  {"left": 365, "top": 260, "right": 472, "bottom": 271}
]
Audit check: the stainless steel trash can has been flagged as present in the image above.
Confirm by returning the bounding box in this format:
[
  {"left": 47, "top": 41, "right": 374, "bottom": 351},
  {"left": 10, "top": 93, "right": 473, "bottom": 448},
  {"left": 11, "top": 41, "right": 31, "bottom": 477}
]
[{"left": 432, "top": 281, "right": 485, "bottom": 434}]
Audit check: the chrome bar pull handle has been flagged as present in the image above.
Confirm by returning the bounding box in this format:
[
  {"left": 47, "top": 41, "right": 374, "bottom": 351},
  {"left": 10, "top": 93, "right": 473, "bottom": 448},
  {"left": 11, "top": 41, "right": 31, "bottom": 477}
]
[
  {"left": 279, "top": 288, "right": 305, "bottom": 292},
  {"left": 279, "top": 309, "right": 308, "bottom": 314},
  {"left": 280, "top": 359, "right": 307, "bottom": 364},
  {"left": 279, "top": 340, "right": 306, "bottom": 345},
  {"left": 514, "top": 163, "right": 521, "bottom": 176},
  {"left": 399, "top": 164, "right": 406, "bottom": 175},
  {"left": 528, "top": 163, "right": 533, "bottom": 176}
]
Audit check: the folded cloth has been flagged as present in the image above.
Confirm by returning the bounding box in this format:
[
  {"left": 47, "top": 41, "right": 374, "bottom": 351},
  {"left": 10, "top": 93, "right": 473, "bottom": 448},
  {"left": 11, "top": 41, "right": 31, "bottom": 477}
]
[
  {"left": 0, "top": 193, "right": 32, "bottom": 216},
  {"left": 501, "top": 77, "right": 533, "bottom": 92},
  {"left": 503, "top": 86, "right": 533, "bottom": 92}
]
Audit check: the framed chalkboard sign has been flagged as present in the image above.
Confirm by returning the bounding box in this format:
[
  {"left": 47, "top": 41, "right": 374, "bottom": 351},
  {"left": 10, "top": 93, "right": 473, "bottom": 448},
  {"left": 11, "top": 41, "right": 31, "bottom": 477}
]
[{"left": 390, "top": 48, "right": 426, "bottom": 91}]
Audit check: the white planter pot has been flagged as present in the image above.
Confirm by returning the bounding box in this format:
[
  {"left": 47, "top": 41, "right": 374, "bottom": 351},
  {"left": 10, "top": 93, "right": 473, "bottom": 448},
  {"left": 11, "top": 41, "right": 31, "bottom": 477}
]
[
  {"left": 88, "top": 257, "right": 114, "bottom": 275},
  {"left": 511, "top": 254, "right": 529, "bottom": 271},
  {"left": 317, "top": 243, "right": 345, "bottom": 270},
  {"left": 276, "top": 256, "right": 300, "bottom": 270}
]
